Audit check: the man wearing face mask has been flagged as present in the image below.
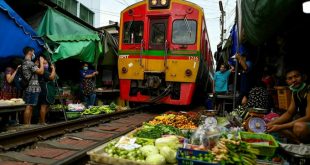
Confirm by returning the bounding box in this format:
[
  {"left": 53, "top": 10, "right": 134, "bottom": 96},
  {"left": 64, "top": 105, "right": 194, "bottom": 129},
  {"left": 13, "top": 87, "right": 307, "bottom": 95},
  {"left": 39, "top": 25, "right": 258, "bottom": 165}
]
[
  {"left": 267, "top": 67, "right": 310, "bottom": 143},
  {"left": 37, "top": 56, "right": 56, "bottom": 125},
  {"left": 21, "top": 46, "right": 44, "bottom": 125},
  {"left": 80, "top": 63, "right": 98, "bottom": 108}
]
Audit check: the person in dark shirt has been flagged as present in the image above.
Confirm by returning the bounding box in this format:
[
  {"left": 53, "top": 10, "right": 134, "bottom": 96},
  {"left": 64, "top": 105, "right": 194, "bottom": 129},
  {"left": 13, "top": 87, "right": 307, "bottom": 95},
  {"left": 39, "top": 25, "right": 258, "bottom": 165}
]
[
  {"left": 267, "top": 67, "right": 310, "bottom": 143},
  {"left": 22, "top": 46, "right": 44, "bottom": 125},
  {"left": 2, "top": 65, "right": 22, "bottom": 99},
  {"left": 37, "top": 56, "right": 56, "bottom": 125},
  {"left": 246, "top": 79, "right": 273, "bottom": 110},
  {"left": 235, "top": 52, "right": 253, "bottom": 106},
  {"left": 80, "top": 63, "right": 98, "bottom": 108}
]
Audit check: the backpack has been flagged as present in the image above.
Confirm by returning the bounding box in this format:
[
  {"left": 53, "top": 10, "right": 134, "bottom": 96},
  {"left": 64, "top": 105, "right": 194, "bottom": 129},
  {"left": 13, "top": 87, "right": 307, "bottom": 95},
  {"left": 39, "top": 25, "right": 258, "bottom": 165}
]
[{"left": 13, "top": 66, "right": 32, "bottom": 90}]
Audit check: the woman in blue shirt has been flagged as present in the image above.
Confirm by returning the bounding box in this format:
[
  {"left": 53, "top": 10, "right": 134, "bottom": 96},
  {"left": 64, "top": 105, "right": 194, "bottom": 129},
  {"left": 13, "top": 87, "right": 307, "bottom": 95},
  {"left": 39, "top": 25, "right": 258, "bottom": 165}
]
[{"left": 80, "top": 63, "right": 98, "bottom": 108}]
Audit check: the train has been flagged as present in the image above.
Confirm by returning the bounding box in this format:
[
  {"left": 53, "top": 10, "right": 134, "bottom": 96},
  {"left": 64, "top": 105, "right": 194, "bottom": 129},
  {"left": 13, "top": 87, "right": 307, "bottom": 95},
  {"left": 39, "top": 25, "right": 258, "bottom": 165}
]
[{"left": 118, "top": 0, "right": 214, "bottom": 105}]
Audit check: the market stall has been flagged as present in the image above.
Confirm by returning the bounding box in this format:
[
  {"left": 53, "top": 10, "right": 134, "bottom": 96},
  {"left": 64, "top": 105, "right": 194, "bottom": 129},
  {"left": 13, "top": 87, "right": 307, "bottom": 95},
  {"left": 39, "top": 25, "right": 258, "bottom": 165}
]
[
  {"left": 0, "top": 0, "right": 44, "bottom": 126},
  {"left": 84, "top": 109, "right": 309, "bottom": 165},
  {"left": 49, "top": 101, "right": 128, "bottom": 121},
  {"left": 0, "top": 99, "right": 25, "bottom": 125}
]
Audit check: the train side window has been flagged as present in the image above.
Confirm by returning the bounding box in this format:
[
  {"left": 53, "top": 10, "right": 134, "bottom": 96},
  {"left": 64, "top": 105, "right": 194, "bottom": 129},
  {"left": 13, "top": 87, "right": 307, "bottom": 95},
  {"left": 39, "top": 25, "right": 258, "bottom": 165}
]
[
  {"left": 123, "top": 21, "right": 143, "bottom": 44},
  {"left": 172, "top": 20, "right": 197, "bottom": 44}
]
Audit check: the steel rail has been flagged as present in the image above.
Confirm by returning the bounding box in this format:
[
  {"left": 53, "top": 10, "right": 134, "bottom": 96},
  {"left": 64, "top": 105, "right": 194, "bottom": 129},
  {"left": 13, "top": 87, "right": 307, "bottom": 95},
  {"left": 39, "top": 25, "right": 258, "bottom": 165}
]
[
  {"left": 0, "top": 106, "right": 148, "bottom": 151},
  {"left": 52, "top": 119, "right": 142, "bottom": 165}
]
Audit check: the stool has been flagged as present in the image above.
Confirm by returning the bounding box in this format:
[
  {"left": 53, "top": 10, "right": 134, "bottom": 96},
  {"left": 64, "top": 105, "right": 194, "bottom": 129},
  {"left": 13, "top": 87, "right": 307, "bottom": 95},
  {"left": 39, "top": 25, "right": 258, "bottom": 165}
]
[{"left": 223, "top": 101, "right": 233, "bottom": 113}]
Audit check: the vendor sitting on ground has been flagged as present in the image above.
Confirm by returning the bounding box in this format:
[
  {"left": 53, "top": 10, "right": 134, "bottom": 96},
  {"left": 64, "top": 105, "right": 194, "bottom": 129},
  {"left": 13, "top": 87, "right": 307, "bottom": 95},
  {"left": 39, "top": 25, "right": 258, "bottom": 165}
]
[{"left": 267, "top": 67, "right": 310, "bottom": 143}]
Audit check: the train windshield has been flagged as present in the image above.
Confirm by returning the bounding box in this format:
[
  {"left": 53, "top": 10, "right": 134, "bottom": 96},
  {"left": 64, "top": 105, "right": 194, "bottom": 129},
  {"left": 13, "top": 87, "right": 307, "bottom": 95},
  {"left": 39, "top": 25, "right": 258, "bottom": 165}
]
[
  {"left": 149, "top": 19, "right": 168, "bottom": 50},
  {"left": 150, "top": 23, "right": 166, "bottom": 44},
  {"left": 123, "top": 21, "right": 144, "bottom": 44},
  {"left": 172, "top": 20, "right": 197, "bottom": 44}
]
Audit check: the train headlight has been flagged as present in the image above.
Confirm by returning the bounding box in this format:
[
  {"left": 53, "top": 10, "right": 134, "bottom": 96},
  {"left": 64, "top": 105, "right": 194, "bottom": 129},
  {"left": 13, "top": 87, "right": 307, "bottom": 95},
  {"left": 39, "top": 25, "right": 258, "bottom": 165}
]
[
  {"left": 160, "top": 0, "right": 167, "bottom": 5},
  {"left": 149, "top": 0, "right": 169, "bottom": 9},
  {"left": 122, "top": 67, "right": 128, "bottom": 73},
  {"left": 151, "top": 0, "right": 157, "bottom": 5},
  {"left": 185, "top": 69, "right": 192, "bottom": 76}
]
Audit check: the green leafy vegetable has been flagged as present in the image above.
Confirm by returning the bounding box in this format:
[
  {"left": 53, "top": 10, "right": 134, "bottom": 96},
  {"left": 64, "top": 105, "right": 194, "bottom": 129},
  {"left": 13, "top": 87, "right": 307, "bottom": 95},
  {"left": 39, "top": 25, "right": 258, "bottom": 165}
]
[{"left": 133, "top": 124, "right": 183, "bottom": 139}]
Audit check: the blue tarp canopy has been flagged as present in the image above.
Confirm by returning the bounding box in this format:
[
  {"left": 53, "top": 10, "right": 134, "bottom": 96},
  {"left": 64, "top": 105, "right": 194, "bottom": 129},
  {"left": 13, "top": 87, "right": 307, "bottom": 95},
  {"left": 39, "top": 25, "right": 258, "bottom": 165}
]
[
  {"left": 0, "top": 0, "right": 44, "bottom": 58},
  {"left": 228, "top": 24, "right": 247, "bottom": 65}
]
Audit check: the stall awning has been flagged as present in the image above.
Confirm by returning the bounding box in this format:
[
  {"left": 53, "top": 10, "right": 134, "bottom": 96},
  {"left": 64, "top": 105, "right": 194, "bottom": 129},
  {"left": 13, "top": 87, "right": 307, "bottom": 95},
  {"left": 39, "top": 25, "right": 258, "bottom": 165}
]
[
  {"left": 37, "top": 8, "right": 102, "bottom": 63},
  {"left": 241, "top": 0, "right": 298, "bottom": 45},
  {"left": 100, "top": 29, "right": 119, "bottom": 66},
  {"left": 0, "top": 0, "right": 44, "bottom": 58}
]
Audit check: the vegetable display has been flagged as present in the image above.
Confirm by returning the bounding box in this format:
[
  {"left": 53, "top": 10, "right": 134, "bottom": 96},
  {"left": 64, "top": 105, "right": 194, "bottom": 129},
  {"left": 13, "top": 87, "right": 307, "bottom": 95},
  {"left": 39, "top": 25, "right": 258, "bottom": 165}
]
[
  {"left": 211, "top": 138, "right": 259, "bottom": 165},
  {"left": 165, "top": 111, "right": 200, "bottom": 124},
  {"left": 133, "top": 124, "right": 183, "bottom": 139},
  {"left": 140, "top": 145, "right": 159, "bottom": 156},
  {"left": 145, "top": 154, "right": 166, "bottom": 165},
  {"left": 159, "top": 146, "right": 177, "bottom": 163},
  {"left": 103, "top": 141, "right": 145, "bottom": 161},
  {"left": 102, "top": 136, "right": 181, "bottom": 164},
  {"left": 148, "top": 114, "right": 197, "bottom": 129},
  {"left": 178, "top": 149, "right": 215, "bottom": 163},
  {"left": 82, "top": 105, "right": 114, "bottom": 115},
  {"left": 50, "top": 104, "right": 68, "bottom": 111},
  {"left": 89, "top": 111, "right": 280, "bottom": 165}
]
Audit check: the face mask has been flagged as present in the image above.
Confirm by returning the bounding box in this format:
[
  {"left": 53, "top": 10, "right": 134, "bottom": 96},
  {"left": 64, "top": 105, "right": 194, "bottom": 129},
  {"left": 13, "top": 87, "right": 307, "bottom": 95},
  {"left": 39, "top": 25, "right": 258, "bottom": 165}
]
[
  {"left": 44, "top": 64, "right": 49, "bottom": 69},
  {"left": 289, "top": 83, "right": 306, "bottom": 93},
  {"left": 31, "top": 53, "right": 36, "bottom": 60},
  {"left": 83, "top": 67, "right": 88, "bottom": 70}
]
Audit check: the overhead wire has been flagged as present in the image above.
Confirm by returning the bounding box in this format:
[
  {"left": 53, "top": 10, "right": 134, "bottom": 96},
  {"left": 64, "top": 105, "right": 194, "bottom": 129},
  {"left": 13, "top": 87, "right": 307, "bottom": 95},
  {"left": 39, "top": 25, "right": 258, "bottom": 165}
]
[
  {"left": 115, "top": 0, "right": 127, "bottom": 6},
  {"left": 122, "top": 0, "right": 130, "bottom": 6}
]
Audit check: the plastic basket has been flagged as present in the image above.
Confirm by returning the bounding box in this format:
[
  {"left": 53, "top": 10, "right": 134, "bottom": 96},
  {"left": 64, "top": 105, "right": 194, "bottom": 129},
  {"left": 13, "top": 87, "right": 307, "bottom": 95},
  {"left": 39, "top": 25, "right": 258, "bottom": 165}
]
[
  {"left": 176, "top": 148, "right": 219, "bottom": 165},
  {"left": 275, "top": 86, "right": 291, "bottom": 110},
  {"left": 240, "top": 132, "right": 279, "bottom": 157},
  {"left": 65, "top": 111, "right": 81, "bottom": 119}
]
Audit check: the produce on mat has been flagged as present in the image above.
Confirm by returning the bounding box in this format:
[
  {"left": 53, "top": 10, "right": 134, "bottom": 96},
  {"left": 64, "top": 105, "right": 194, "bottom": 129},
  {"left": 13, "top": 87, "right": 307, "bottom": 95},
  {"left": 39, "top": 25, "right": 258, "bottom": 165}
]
[
  {"left": 211, "top": 138, "right": 259, "bottom": 165},
  {"left": 82, "top": 105, "right": 114, "bottom": 115},
  {"left": 103, "top": 141, "right": 145, "bottom": 161},
  {"left": 50, "top": 104, "right": 68, "bottom": 111},
  {"left": 149, "top": 114, "right": 197, "bottom": 129},
  {"left": 165, "top": 111, "right": 201, "bottom": 124},
  {"left": 155, "top": 136, "right": 182, "bottom": 150},
  {"left": 177, "top": 148, "right": 215, "bottom": 163},
  {"left": 102, "top": 136, "right": 181, "bottom": 164},
  {"left": 90, "top": 110, "right": 281, "bottom": 165},
  {"left": 140, "top": 145, "right": 159, "bottom": 156},
  {"left": 159, "top": 146, "right": 177, "bottom": 163},
  {"left": 133, "top": 124, "right": 183, "bottom": 139},
  {"left": 145, "top": 154, "right": 166, "bottom": 165}
]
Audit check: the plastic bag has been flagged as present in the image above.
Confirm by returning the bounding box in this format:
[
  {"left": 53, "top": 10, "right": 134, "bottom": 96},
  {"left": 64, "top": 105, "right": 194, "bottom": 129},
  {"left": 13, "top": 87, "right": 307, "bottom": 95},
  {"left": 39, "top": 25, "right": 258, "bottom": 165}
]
[
  {"left": 68, "top": 103, "right": 85, "bottom": 111},
  {"left": 190, "top": 125, "right": 205, "bottom": 145}
]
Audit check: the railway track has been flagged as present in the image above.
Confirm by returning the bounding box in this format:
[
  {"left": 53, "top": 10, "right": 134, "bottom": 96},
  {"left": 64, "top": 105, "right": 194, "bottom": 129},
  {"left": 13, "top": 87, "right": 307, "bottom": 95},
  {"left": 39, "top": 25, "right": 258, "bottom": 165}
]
[{"left": 0, "top": 105, "right": 159, "bottom": 165}]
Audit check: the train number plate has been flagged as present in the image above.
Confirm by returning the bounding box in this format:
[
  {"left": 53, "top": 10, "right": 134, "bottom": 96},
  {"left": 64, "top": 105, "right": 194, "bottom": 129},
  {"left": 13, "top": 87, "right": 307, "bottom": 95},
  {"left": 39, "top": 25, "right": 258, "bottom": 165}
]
[
  {"left": 119, "top": 55, "right": 129, "bottom": 59},
  {"left": 188, "top": 56, "right": 199, "bottom": 61}
]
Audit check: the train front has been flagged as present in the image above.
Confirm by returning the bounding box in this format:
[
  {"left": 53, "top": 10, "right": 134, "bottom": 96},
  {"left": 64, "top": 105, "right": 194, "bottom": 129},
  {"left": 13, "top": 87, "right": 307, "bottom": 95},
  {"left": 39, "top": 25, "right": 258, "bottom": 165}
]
[{"left": 118, "top": 0, "right": 203, "bottom": 105}]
